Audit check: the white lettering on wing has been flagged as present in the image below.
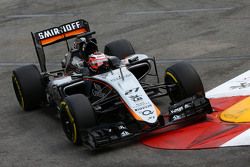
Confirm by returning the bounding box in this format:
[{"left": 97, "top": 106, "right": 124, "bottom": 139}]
[
  {"left": 38, "top": 21, "right": 82, "bottom": 40},
  {"left": 38, "top": 32, "right": 44, "bottom": 39},
  {"left": 44, "top": 30, "right": 52, "bottom": 38},
  {"left": 76, "top": 21, "right": 80, "bottom": 28}
]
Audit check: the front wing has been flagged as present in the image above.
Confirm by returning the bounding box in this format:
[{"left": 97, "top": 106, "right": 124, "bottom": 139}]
[{"left": 82, "top": 96, "right": 212, "bottom": 149}]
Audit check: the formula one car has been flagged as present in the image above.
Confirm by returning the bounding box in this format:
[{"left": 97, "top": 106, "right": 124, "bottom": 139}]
[{"left": 12, "top": 19, "right": 212, "bottom": 149}]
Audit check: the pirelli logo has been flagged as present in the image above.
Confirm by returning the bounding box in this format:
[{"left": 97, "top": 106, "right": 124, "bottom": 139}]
[{"left": 34, "top": 20, "right": 89, "bottom": 46}]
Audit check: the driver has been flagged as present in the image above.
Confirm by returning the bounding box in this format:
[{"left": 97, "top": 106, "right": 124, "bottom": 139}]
[
  {"left": 65, "top": 37, "right": 110, "bottom": 75},
  {"left": 88, "top": 52, "right": 110, "bottom": 74}
]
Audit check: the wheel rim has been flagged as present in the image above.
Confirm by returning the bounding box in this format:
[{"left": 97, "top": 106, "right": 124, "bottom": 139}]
[
  {"left": 12, "top": 75, "right": 25, "bottom": 109},
  {"left": 60, "top": 102, "right": 78, "bottom": 144}
]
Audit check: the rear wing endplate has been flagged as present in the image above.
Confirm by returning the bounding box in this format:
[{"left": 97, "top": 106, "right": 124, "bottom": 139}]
[{"left": 31, "top": 19, "right": 90, "bottom": 72}]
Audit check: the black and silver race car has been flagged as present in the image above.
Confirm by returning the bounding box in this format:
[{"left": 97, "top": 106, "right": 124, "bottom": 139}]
[{"left": 12, "top": 19, "right": 212, "bottom": 150}]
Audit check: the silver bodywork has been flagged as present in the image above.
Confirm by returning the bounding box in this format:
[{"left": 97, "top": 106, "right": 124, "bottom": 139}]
[
  {"left": 94, "top": 66, "right": 158, "bottom": 123},
  {"left": 47, "top": 54, "right": 156, "bottom": 122}
]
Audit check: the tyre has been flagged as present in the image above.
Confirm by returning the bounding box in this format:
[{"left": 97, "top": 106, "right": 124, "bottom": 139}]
[
  {"left": 165, "top": 62, "right": 205, "bottom": 103},
  {"left": 104, "top": 39, "right": 135, "bottom": 59},
  {"left": 60, "top": 94, "right": 96, "bottom": 145},
  {"left": 12, "top": 64, "right": 45, "bottom": 111}
]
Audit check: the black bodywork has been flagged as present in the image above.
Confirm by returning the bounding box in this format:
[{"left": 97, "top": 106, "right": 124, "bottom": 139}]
[{"left": 31, "top": 19, "right": 90, "bottom": 72}]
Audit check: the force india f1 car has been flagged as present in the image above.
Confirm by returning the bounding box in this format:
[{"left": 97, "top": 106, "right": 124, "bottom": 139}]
[{"left": 12, "top": 19, "right": 212, "bottom": 150}]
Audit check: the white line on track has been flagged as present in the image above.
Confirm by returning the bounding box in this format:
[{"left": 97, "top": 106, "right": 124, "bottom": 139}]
[
  {"left": 0, "top": 62, "right": 55, "bottom": 67},
  {"left": 125, "top": 7, "right": 234, "bottom": 15},
  {"left": 6, "top": 13, "right": 73, "bottom": 18},
  {"left": 5, "top": 7, "right": 234, "bottom": 18},
  {"left": 221, "top": 128, "right": 250, "bottom": 147}
]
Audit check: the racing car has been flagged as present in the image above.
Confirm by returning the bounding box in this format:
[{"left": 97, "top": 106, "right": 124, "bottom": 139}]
[{"left": 12, "top": 19, "right": 212, "bottom": 149}]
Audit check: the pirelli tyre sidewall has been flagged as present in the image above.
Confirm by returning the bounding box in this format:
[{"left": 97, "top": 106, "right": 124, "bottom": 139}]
[
  {"left": 60, "top": 94, "right": 96, "bottom": 146},
  {"left": 165, "top": 62, "right": 205, "bottom": 103},
  {"left": 104, "top": 39, "right": 135, "bottom": 59},
  {"left": 12, "top": 64, "right": 45, "bottom": 111}
]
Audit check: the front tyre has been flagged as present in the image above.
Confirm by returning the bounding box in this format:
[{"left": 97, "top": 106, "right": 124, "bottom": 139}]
[
  {"left": 60, "top": 94, "right": 96, "bottom": 145},
  {"left": 12, "top": 64, "right": 45, "bottom": 111},
  {"left": 165, "top": 62, "right": 205, "bottom": 103}
]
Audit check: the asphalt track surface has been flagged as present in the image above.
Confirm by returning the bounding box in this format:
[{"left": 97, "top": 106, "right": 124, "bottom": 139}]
[{"left": 1, "top": 0, "right": 250, "bottom": 166}]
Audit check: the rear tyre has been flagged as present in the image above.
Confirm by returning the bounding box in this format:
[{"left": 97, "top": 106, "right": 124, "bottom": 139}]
[
  {"left": 12, "top": 64, "right": 45, "bottom": 111},
  {"left": 60, "top": 94, "right": 96, "bottom": 145},
  {"left": 104, "top": 39, "right": 135, "bottom": 59},
  {"left": 165, "top": 62, "right": 205, "bottom": 103},
  {"left": 104, "top": 39, "right": 149, "bottom": 81}
]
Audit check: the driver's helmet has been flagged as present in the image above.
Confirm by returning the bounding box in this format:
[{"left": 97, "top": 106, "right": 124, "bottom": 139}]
[
  {"left": 73, "top": 37, "right": 98, "bottom": 60},
  {"left": 88, "top": 52, "right": 109, "bottom": 72},
  {"left": 73, "top": 37, "right": 86, "bottom": 50}
]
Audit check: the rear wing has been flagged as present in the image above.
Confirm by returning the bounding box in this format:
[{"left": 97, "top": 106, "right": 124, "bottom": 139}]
[{"left": 31, "top": 19, "right": 90, "bottom": 72}]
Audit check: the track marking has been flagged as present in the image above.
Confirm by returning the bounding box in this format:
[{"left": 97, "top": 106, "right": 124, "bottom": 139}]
[
  {"left": 6, "top": 13, "right": 73, "bottom": 18},
  {"left": 221, "top": 129, "right": 250, "bottom": 147},
  {"left": 206, "top": 70, "right": 250, "bottom": 98},
  {"left": 220, "top": 97, "right": 250, "bottom": 123},
  {"left": 125, "top": 7, "right": 234, "bottom": 15},
  {"left": 0, "top": 62, "right": 62, "bottom": 67}
]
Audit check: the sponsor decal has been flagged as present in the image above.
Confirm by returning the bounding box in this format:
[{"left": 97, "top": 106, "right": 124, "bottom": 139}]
[
  {"left": 169, "top": 103, "right": 192, "bottom": 115},
  {"left": 147, "top": 116, "right": 156, "bottom": 121},
  {"left": 121, "top": 131, "right": 131, "bottom": 137},
  {"left": 135, "top": 101, "right": 146, "bottom": 106},
  {"left": 118, "top": 125, "right": 130, "bottom": 137},
  {"left": 230, "top": 82, "right": 250, "bottom": 90},
  {"left": 134, "top": 101, "right": 151, "bottom": 107},
  {"left": 206, "top": 70, "right": 250, "bottom": 98},
  {"left": 125, "top": 87, "right": 139, "bottom": 95},
  {"left": 172, "top": 115, "right": 182, "bottom": 121},
  {"left": 92, "top": 83, "right": 106, "bottom": 98},
  {"left": 110, "top": 75, "right": 121, "bottom": 82},
  {"left": 37, "top": 21, "right": 81, "bottom": 40},
  {"left": 110, "top": 73, "right": 132, "bottom": 82},
  {"left": 170, "top": 106, "right": 184, "bottom": 115},
  {"left": 141, "top": 110, "right": 154, "bottom": 116},
  {"left": 129, "top": 95, "right": 143, "bottom": 102},
  {"left": 135, "top": 104, "right": 152, "bottom": 112},
  {"left": 118, "top": 125, "right": 127, "bottom": 130}
]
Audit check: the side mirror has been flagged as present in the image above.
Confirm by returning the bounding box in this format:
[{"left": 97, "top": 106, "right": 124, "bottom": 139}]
[{"left": 108, "top": 56, "right": 121, "bottom": 69}]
